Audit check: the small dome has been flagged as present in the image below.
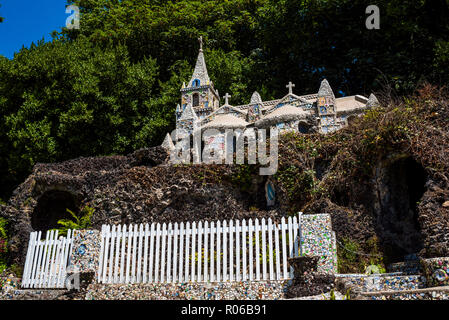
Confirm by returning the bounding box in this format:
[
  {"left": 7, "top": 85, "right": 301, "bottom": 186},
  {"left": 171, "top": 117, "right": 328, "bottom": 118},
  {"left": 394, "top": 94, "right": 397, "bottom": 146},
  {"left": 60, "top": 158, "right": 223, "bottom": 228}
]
[{"left": 250, "top": 91, "right": 262, "bottom": 104}]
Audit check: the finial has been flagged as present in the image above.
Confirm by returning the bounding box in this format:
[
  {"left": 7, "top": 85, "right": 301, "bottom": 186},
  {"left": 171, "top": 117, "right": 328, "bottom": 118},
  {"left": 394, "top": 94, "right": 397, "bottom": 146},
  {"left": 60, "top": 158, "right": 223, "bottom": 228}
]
[
  {"left": 224, "top": 93, "right": 231, "bottom": 105},
  {"left": 286, "top": 81, "right": 295, "bottom": 95},
  {"left": 198, "top": 36, "right": 203, "bottom": 52}
]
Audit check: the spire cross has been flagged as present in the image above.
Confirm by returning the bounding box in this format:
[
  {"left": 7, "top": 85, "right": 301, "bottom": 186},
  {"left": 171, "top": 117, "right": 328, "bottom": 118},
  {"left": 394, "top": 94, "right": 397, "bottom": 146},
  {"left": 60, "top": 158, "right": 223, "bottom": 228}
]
[
  {"left": 286, "top": 81, "right": 295, "bottom": 94},
  {"left": 198, "top": 36, "right": 203, "bottom": 51},
  {"left": 224, "top": 93, "right": 231, "bottom": 105}
]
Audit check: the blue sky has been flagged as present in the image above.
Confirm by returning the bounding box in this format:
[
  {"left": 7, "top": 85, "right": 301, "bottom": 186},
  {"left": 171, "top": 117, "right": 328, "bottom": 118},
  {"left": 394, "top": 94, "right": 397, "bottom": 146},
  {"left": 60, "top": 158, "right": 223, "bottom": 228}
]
[{"left": 0, "top": 0, "right": 69, "bottom": 59}]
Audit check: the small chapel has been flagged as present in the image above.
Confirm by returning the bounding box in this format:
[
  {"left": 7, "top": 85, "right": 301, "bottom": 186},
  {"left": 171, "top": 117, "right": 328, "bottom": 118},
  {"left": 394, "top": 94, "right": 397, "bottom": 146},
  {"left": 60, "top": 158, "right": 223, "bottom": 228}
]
[{"left": 162, "top": 37, "right": 379, "bottom": 153}]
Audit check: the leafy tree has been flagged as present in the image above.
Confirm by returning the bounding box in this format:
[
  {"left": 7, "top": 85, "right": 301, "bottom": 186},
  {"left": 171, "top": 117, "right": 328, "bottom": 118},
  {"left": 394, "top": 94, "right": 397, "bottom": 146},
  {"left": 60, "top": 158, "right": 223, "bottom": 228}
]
[{"left": 0, "top": 38, "right": 161, "bottom": 197}]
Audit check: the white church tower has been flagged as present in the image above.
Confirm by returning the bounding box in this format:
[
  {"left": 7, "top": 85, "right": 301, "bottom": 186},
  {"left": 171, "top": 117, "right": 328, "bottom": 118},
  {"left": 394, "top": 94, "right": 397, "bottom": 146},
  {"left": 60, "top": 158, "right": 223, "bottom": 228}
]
[{"left": 177, "top": 36, "right": 220, "bottom": 134}]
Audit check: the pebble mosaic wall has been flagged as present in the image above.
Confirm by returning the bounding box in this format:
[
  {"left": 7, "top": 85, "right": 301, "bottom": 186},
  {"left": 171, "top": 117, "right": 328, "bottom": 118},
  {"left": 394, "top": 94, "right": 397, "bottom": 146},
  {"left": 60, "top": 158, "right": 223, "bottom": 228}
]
[
  {"left": 85, "top": 280, "right": 290, "bottom": 300},
  {"left": 69, "top": 230, "right": 101, "bottom": 276},
  {"left": 300, "top": 214, "right": 337, "bottom": 273},
  {"left": 421, "top": 257, "right": 449, "bottom": 287},
  {"left": 367, "top": 290, "right": 449, "bottom": 300},
  {"left": 0, "top": 276, "right": 19, "bottom": 299}
]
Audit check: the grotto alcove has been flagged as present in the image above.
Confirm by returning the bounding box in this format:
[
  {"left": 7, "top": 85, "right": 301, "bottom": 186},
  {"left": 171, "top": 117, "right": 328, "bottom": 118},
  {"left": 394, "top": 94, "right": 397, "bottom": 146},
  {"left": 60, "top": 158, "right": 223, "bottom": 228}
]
[
  {"left": 31, "top": 190, "right": 80, "bottom": 232},
  {"left": 374, "top": 156, "right": 427, "bottom": 262},
  {"left": 298, "top": 121, "right": 311, "bottom": 134}
]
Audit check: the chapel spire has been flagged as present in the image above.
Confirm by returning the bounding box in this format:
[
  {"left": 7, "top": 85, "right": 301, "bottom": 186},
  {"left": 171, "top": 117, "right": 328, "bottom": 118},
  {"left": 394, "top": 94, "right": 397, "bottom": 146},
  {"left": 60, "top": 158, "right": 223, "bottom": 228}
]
[{"left": 188, "top": 36, "right": 210, "bottom": 88}]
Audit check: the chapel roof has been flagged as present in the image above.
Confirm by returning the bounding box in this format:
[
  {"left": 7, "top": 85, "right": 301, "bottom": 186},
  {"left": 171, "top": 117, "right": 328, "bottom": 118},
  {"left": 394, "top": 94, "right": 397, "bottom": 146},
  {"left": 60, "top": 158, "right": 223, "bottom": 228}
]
[
  {"left": 255, "top": 104, "right": 310, "bottom": 127},
  {"left": 202, "top": 113, "right": 249, "bottom": 130},
  {"left": 335, "top": 95, "right": 368, "bottom": 113}
]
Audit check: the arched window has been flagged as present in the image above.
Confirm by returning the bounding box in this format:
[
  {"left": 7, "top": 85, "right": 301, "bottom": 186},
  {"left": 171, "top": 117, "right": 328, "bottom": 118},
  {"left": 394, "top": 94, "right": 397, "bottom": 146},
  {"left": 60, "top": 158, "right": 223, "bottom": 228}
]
[
  {"left": 193, "top": 79, "right": 201, "bottom": 87},
  {"left": 193, "top": 93, "right": 200, "bottom": 107}
]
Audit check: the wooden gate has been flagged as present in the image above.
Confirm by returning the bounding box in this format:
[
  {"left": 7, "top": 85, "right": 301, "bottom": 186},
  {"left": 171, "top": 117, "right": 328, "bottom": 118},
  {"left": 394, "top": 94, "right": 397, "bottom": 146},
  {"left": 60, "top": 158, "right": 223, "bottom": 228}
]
[{"left": 21, "top": 230, "right": 74, "bottom": 288}]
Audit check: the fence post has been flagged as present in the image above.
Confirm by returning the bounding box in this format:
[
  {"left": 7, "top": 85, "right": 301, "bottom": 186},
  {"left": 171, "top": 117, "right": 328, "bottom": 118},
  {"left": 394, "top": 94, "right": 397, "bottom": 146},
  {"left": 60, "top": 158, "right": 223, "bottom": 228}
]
[
  {"left": 236, "top": 220, "right": 240, "bottom": 281},
  {"left": 275, "top": 223, "right": 281, "bottom": 280},
  {"left": 242, "top": 219, "right": 247, "bottom": 281},
  {"left": 255, "top": 219, "right": 260, "bottom": 281},
  {"left": 222, "top": 220, "right": 227, "bottom": 282},
  {"left": 166, "top": 223, "right": 172, "bottom": 283},
  {"left": 216, "top": 220, "right": 221, "bottom": 282},
  {"left": 210, "top": 221, "right": 214, "bottom": 282},
  {"left": 143, "top": 223, "right": 149, "bottom": 283},
  {"left": 155, "top": 223, "right": 161, "bottom": 283},
  {"left": 114, "top": 225, "right": 121, "bottom": 283},
  {"left": 249, "top": 219, "right": 254, "bottom": 281},
  {"left": 191, "top": 222, "right": 196, "bottom": 282},
  {"left": 203, "top": 221, "right": 208, "bottom": 282},
  {"left": 160, "top": 223, "right": 167, "bottom": 283},
  {"left": 108, "top": 225, "right": 116, "bottom": 284},
  {"left": 120, "top": 225, "right": 127, "bottom": 283},
  {"left": 229, "top": 220, "right": 233, "bottom": 282},
  {"left": 137, "top": 224, "right": 144, "bottom": 283},
  {"left": 148, "top": 223, "right": 155, "bottom": 282},
  {"left": 281, "top": 217, "right": 288, "bottom": 279},
  {"left": 184, "top": 222, "right": 190, "bottom": 282},
  {"left": 261, "top": 218, "right": 267, "bottom": 280},
  {"left": 197, "top": 221, "right": 202, "bottom": 282},
  {"left": 172, "top": 222, "right": 178, "bottom": 283},
  {"left": 178, "top": 222, "right": 184, "bottom": 283}
]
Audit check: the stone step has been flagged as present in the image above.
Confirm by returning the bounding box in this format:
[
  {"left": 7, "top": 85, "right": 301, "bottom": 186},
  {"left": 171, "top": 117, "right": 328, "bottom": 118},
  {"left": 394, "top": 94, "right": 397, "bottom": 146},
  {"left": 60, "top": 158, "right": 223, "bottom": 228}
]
[
  {"left": 0, "top": 289, "right": 67, "bottom": 300},
  {"left": 387, "top": 261, "right": 421, "bottom": 275},
  {"left": 336, "top": 274, "right": 426, "bottom": 292},
  {"left": 359, "top": 285, "right": 449, "bottom": 300}
]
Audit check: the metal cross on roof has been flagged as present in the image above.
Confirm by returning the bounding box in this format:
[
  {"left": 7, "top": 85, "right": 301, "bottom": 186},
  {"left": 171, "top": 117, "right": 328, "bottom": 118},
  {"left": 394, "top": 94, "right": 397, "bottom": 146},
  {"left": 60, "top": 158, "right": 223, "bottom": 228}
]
[
  {"left": 286, "top": 81, "right": 295, "bottom": 95},
  {"left": 224, "top": 93, "right": 231, "bottom": 105}
]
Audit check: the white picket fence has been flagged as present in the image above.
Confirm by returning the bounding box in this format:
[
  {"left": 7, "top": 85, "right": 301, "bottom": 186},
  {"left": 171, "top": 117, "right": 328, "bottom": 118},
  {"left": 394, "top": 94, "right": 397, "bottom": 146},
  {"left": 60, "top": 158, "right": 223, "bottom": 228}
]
[
  {"left": 98, "top": 215, "right": 302, "bottom": 284},
  {"left": 21, "top": 229, "right": 74, "bottom": 289}
]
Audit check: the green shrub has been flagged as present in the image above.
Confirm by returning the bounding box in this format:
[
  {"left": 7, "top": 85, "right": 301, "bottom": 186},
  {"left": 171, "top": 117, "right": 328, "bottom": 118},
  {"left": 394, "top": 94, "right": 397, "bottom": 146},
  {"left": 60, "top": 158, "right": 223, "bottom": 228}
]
[
  {"left": 0, "top": 217, "right": 8, "bottom": 273},
  {"left": 54, "top": 205, "right": 94, "bottom": 236}
]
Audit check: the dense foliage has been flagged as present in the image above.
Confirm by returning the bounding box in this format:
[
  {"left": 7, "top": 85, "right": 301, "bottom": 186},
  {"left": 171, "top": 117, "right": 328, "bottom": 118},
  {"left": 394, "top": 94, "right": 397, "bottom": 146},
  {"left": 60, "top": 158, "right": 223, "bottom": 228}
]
[{"left": 0, "top": 0, "right": 448, "bottom": 200}]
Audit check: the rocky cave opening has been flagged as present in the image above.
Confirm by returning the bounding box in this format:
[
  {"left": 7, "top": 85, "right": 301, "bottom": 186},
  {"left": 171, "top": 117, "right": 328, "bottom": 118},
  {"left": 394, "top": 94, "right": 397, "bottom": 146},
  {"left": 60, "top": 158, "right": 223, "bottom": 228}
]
[
  {"left": 31, "top": 190, "right": 80, "bottom": 232},
  {"left": 376, "top": 156, "right": 426, "bottom": 262}
]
